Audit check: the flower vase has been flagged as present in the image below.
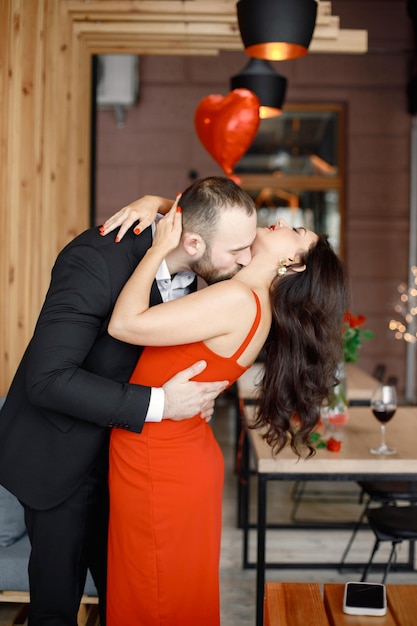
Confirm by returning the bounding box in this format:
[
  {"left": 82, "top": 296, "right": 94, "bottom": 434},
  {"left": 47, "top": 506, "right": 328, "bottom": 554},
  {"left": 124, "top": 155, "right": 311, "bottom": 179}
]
[{"left": 321, "top": 363, "right": 349, "bottom": 437}]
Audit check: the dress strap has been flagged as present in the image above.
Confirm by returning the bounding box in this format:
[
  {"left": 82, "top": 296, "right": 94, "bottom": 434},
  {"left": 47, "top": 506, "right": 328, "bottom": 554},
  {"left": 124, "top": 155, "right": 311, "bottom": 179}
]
[{"left": 232, "top": 290, "right": 262, "bottom": 360}]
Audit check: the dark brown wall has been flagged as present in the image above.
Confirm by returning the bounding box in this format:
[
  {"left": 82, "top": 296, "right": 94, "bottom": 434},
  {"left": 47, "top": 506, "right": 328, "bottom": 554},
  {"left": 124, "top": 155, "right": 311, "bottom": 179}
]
[{"left": 95, "top": 0, "right": 414, "bottom": 396}]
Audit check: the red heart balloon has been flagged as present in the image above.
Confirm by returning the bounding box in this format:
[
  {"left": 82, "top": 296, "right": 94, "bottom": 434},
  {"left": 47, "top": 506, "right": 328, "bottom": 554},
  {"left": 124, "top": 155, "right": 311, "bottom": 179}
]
[{"left": 194, "top": 89, "right": 260, "bottom": 177}]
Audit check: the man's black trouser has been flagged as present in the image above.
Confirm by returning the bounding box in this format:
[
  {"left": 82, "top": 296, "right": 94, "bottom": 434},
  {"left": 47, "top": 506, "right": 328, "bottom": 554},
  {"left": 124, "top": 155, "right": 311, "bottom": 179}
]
[{"left": 23, "top": 452, "right": 109, "bottom": 626}]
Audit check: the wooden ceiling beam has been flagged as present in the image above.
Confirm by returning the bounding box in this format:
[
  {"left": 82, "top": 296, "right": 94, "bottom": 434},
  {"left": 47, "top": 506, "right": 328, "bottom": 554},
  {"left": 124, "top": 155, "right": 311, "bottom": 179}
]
[{"left": 68, "top": 0, "right": 368, "bottom": 55}]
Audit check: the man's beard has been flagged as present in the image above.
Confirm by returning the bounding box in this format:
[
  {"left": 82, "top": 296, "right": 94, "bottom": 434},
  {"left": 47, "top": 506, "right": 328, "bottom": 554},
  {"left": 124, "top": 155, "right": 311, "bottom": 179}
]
[{"left": 190, "top": 249, "right": 241, "bottom": 285}]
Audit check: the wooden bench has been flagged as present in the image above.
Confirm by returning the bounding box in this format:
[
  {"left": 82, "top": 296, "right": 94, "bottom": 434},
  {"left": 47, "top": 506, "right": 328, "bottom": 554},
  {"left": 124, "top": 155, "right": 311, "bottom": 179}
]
[
  {"left": 0, "top": 593, "right": 99, "bottom": 626},
  {"left": 0, "top": 591, "right": 99, "bottom": 626},
  {"left": 264, "top": 583, "right": 417, "bottom": 626},
  {"left": 264, "top": 583, "right": 328, "bottom": 626}
]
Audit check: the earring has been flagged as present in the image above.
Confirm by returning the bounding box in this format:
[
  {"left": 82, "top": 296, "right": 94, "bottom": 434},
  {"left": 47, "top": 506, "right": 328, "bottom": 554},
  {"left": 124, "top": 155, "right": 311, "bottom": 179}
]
[{"left": 277, "top": 259, "right": 288, "bottom": 276}]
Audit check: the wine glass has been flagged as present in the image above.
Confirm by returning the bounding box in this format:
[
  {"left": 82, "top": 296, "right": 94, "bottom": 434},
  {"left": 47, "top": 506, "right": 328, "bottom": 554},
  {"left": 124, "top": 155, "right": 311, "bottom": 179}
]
[{"left": 370, "top": 384, "right": 397, "bottom": 455}]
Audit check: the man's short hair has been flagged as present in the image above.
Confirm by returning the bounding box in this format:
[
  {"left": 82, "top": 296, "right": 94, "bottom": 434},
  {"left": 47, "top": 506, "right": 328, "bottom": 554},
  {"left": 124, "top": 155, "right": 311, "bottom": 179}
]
[{"left": 179, "top": 176, "right": 255, "bottom": 243}]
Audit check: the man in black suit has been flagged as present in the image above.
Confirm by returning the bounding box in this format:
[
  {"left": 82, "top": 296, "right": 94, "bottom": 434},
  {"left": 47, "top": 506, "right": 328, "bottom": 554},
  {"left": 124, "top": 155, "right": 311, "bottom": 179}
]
[{"left": 0, "top": 177, "right": 257, "bottom": 626}]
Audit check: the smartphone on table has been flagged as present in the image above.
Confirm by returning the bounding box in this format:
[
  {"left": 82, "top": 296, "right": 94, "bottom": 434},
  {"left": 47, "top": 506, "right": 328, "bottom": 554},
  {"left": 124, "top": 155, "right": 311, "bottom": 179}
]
[{"left": 343, "top": 582, "right": 387, "bottom": 616}]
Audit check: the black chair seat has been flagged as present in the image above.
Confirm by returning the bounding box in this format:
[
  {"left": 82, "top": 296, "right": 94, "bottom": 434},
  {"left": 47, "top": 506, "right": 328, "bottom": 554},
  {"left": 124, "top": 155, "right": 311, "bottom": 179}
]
[
  {"left": 340, "top": 481, "right": 417, "bottom": 568},
  {"left": 367, "top": 506, "right": 417, "bottom": 541},
  {"left": 358, "top": 481, "right": 417, "bottom": 502},
  {"left": 361, "top": 505, "right": 417, "bottom": 583}
]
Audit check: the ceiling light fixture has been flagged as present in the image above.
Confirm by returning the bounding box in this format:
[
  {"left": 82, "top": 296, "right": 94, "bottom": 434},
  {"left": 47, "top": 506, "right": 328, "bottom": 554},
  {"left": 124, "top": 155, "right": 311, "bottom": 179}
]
[
  {"left": 236, "top": 0, "right": 318, "bottom": 61},
  {"left": 230, "top": 58, "right": 287, "bottom": 119}
]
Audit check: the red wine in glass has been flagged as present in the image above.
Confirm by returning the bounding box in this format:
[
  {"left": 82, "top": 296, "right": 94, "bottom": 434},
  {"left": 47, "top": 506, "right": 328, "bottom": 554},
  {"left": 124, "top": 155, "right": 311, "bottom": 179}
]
[
  {"left": 370, "top": 384, "right": 397, "bottom": 455},
  {"left": 372, "top": 406, "right": 396, "bottom": 423}
]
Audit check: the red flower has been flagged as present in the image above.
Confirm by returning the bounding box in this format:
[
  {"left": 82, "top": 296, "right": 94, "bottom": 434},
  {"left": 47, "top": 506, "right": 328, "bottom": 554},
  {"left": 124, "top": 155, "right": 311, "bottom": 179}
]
[
  {"left": 343, "top": 311, "right": 366, "bottom": 328},
  {"left": 326, "top": 438, "right": 341, "bottom": 452},
  {"left": 342, "top": 311, "right": 373, "bottom": 363}
]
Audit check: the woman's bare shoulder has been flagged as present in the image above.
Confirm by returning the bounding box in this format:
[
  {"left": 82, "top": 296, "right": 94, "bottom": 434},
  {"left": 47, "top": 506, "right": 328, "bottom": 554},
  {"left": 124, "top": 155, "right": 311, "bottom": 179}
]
[{"left": 204, "top": 279, "right": 255, "bottom": 302}]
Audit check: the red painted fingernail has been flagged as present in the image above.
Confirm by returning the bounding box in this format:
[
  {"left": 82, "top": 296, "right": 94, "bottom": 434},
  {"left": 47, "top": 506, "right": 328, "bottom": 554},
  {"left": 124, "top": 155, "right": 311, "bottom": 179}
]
[
  {"left": 115, "top": 236, "right": 120, "bottom": 243},
  {"left": 176, "top": 206, "right": 182, "bottom": 213},
  {"left": 134, "top": 227, "right": 140, "bottom": 235}
]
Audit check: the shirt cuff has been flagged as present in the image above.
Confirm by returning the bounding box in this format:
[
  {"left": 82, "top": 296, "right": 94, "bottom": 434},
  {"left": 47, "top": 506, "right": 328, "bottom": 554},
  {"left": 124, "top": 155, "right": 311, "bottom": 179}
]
[{"left": 145, "top": 387, "right": 164, "bottom": 422}]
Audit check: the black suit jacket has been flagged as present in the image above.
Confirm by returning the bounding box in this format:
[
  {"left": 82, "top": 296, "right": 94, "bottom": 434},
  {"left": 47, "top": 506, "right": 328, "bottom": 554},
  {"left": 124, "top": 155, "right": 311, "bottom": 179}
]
[{"left": 0, "top": 225, "right": 164, "bottom": 509}]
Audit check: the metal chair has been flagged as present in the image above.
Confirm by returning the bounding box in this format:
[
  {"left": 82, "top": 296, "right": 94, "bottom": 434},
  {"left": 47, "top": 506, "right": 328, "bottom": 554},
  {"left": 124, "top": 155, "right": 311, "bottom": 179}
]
[
  {"left": 340, "top": 480, "right": 417, "bottom": 566},
  {"left": 361, "top": 505, "right": 417, "bottom": 583}
]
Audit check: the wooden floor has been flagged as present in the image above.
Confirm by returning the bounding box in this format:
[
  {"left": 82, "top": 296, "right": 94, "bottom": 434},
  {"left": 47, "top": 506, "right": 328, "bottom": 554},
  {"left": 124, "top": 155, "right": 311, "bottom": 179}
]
[{"left": 0, "top": 395, "right": 415, "bottom": 625}]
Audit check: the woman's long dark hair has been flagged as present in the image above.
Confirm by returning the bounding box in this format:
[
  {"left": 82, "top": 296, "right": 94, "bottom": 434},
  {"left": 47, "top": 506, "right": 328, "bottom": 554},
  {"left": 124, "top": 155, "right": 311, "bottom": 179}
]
[{"left": 251, "top": 235, "right": 348, "bottom": 458}]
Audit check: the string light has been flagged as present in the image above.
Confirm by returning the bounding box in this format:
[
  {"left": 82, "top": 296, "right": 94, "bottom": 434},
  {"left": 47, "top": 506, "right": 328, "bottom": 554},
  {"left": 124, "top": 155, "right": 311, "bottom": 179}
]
[{"left": 389, "top": 266, "right": 417, "bottom": 343}]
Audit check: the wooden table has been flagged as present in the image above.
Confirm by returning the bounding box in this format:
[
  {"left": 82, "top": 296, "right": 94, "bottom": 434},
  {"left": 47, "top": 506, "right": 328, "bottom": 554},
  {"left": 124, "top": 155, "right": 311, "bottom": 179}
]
[
  {"left": 237, "top": 362, "right": 379, "bottom": 406},
  {"left": 235, "top": 362, "right": 380, "bottom": 526},
  {"left": 264, "top": 582, "right": 417, "bottom": 626},
  {"left": 241, "top": 405, "right": 417, "bottom": 626}
]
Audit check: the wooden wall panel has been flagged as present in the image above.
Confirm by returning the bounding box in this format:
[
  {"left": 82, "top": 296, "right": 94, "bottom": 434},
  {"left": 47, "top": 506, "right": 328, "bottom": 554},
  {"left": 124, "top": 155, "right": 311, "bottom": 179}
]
[
  {"left": 1, "top": 1, "right": 48, "bottom": 389},
  {"left": 0, "top": 1, "right": 91, "bottom": 391},
  {"left": 0, "top": 0, "right": 10, "bottom": 388}
]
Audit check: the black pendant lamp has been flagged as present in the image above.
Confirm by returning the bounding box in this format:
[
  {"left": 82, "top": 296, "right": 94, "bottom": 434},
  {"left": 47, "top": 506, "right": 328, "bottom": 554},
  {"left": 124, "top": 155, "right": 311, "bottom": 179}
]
[
  {"left": 230, "top": 58, "right": 287, "bottom": 119},
  {"left": 237, "top": 0, "right": 318, "bottom": 61}
]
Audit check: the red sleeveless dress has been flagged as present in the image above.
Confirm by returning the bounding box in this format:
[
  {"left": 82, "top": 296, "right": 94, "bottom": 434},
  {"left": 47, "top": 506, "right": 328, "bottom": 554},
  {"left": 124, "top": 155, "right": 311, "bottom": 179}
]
[{"left": 107, "top": 292, "right": 261, "bottom": 626}]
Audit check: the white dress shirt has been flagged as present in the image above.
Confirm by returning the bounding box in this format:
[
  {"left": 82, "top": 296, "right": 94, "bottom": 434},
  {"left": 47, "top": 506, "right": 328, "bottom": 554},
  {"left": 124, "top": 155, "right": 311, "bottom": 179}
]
[{"left": 145, "top": 222, "right": 196, "bottom": 422}]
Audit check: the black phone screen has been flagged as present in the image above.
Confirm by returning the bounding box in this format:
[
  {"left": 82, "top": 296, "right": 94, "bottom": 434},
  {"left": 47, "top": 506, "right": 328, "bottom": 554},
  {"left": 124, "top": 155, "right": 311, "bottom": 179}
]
[{"left": 345, "top": 583, "right": 385, "bottom": 609}]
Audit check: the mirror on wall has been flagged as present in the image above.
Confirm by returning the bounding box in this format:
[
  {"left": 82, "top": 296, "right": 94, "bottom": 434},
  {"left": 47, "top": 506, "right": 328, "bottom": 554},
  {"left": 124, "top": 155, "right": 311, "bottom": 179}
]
[{"left": 236, "top": 103, "right": 345, "bottom": 256}]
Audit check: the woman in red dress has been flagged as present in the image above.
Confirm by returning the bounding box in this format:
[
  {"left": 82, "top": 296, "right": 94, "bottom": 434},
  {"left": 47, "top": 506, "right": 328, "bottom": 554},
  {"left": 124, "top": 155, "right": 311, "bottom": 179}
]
[{"left": 106, "top": 195, "right": 346, "bottom": 625}]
